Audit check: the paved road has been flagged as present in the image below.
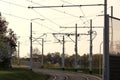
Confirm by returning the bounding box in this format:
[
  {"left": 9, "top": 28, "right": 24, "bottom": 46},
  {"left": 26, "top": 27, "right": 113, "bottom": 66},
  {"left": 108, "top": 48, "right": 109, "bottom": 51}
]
[
  {"left": 13, "top": 63, "right": 102, "bottom": 80},
  {"left": 33, "top": 68, "right": 102, "bottom": 80}
]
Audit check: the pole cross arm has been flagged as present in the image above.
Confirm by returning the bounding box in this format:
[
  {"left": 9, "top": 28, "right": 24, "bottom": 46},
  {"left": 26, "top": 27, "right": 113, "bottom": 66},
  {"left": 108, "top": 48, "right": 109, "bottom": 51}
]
[
  {"left": 60, "top": 26, "right": 104, "bottom": 28},
  {"left": 52, "top": 33, "right": 89, "bottom": 36},
  {"left": 28, "top": 4, "right": 104, "bottom": 9}
]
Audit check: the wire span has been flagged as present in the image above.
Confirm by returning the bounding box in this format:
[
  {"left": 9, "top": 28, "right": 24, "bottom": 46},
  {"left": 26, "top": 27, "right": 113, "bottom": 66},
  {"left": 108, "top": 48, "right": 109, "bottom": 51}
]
[{"left": 0, "top": 0, "right": 27, "bottom": 8}]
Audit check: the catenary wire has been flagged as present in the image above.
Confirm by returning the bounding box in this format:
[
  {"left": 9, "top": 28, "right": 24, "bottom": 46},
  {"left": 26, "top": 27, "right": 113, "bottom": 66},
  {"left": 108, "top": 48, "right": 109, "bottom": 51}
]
[
  {"left": 1, "top": 11, "right": 30, "bottom": 21},
  {"left": 1, "top": 11, "right": 59, "bottom": 33},
  {"left": 32, "top": 9, "right": 62, "bottom": 27},
  {"left": 26, "top": 0, "right": 85, "bottom": 23},
  {"left": 0, "top": 0, "right": 60, "bottom": 32},
  {"left": 59, "top": 0, "right": 89, "bottom": 24},
  {"left": 0, "top": 0, "right": 27, "bottom": 8},
  {"left": 32, "top": 20, "right": 59, "bottom": 32}
]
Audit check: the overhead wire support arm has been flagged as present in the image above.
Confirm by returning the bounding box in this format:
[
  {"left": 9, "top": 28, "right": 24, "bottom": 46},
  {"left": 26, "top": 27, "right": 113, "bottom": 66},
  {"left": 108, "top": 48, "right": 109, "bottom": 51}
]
[
  {"left": 28, "top": 4, "right": 104, "bottom": 9},
  {"left": 52, "top": 33, "right": 89, "bottom": 36},
  {"left": 60, "top": 26, "right": 104, "bottom": 28}
]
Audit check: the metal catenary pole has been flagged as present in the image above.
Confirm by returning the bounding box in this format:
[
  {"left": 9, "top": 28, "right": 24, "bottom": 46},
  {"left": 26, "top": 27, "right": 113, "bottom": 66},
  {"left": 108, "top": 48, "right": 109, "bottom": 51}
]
[
  {"left": 30, "top": 18, "right": 44, "bottom": 69},
  {"left": 110, "top": 6, "right": 113, "bottom": 52},
  {"left": 89, "top": 20, "right": 93, "bottom": 74},
  {"left": 41, "top": 38, "right": 44, "bottom": 67},
  {"left": 32, "top": 37, "right": 45, "bottom": 68},
  {"left": 99, "top": 41, "right": 103, "bottom": 76},
  {"left": 103, "top": 14, "right": 110, "bottom": 80},
  {"left": 18, "top": 41, "right": 20, "bottom": 65},
  {"left": 30, "top": 21, "right": 33, "bottom": 70},
  {"left": 52, "top": 32, "right": 82, "bottom": 70},
  {"left": 103, "top": 0, "right": 109, "bottom": 79},
  {"left": 75, "top": 24, "right": 78, "bottom": 70},
  {"left": 62, "top": 35, "right": 65, "bottom": 70}
]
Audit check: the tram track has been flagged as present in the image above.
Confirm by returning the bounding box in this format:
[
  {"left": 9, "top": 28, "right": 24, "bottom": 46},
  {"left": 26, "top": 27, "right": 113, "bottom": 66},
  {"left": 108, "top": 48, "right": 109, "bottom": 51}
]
[
  {"left": 63, "top": 71, "right": 102, "bottom": 80},
  {"left": 32, "top": 68, "right": 102, "bottom": 80},
  {"left": 80, "top": 74, "right": 102, "bottom": 80},
  {"left": 52, "top": 74, "right": 69, "bottom": 80},
  {"left": 19, "top": 62, "right": 101, "bottom": 80}
]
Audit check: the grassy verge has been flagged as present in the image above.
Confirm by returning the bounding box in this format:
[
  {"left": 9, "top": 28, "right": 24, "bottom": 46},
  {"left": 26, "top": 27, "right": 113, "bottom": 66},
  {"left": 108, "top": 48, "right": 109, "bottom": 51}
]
[{"left": 0, "top": 68, "right": 49, "bottom": 80}]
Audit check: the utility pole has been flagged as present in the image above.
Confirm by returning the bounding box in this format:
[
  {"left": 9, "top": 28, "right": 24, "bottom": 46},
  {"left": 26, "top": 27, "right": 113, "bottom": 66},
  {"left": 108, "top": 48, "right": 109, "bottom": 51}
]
[
  {"left": 18, "top": 41, "right": 20, "bottom": 65},
  {"left": 89, "top": 20, "right": 93, "bottom": 74},
  {"left": 30, "top": 21, "right": 33, "bottom": 70},
  {"left": 52, "top": 32, "right": 82, "bottom": 70},
  {"left": 99, "top": 41, "right": 103, "bottom": 76},
  {"left": 7, "top": 41, "right": 12, "bottom": 67},
  {"left": 41, "top": 38, "right": 44, "bottom": 67},
  {"left": 0, "top": 12, "right": 1, "bottom": 16},
  {"left": 29, "top": 18, "right": 44, "bottom": 70},
  {"left": 60, "top": 25, "right": 91, "bottom": 71},
  {"left": 32, "top": 37, "right": 46, "bottom": 68},
  {"left": 54, "top": 24, "right": 80, "bottom": 71},
  {"left": 52, "top": 33, "right": 66, "bottom": 69},
  {"left": 62, "top": 35, "right": 65, "bottom": 70},
  {"left": 110, "top": 6, "right": 113, "bottom": 53},
  {"left": 75, "top": 24, "right": 78, "bottom": 71},
  {"left": 103, "top": 15, "right": 109, "bottom": 80},
  {"left": 103, "top": 0, "right": 109, "bottom": 80}
]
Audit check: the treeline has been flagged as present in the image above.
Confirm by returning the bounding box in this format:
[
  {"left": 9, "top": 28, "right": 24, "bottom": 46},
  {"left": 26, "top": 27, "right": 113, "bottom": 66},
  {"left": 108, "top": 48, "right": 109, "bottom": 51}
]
[{"left": 21, "top": 51, "right": 103, "bottom": 69}]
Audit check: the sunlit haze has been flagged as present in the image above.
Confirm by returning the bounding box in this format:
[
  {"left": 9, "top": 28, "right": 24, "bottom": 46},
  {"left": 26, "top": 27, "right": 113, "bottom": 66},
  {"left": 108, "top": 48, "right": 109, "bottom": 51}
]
[{"left": 0, "top": 0, "right": 120, "bottom": 57}]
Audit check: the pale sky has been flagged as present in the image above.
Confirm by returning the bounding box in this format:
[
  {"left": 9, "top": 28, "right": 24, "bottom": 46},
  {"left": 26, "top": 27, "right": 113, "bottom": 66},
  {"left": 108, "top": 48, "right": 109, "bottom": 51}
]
[{"left": 0, "top": 0, "right": 120, "bottom": 57}]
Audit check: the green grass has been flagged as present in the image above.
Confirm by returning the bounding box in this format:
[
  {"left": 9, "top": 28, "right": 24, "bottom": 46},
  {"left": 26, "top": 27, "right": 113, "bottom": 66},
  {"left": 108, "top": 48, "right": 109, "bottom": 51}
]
[{"left": 0, "top": 68, "right": 49, "bottom": 80}]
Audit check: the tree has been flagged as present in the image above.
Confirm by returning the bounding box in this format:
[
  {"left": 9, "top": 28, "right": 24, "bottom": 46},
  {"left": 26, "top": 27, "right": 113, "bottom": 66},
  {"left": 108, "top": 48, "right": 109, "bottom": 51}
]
[
  {"left": 0, "top": 16, "right": 8, "bottom": 35},
  {"left": 46, "top": 53, "right": 52, "bottom": 63},
  {"left": 0, "top": 15, "right": 17, "bottom": 68},
  {"left": 44, "top": 52, "right": 61, "bottom": 67},
  {"left": 51, "top": 52, "right": 61, "bottom": 64},
  {"left": 32, "top": 48, "right": 41, "bottom": 62}
]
